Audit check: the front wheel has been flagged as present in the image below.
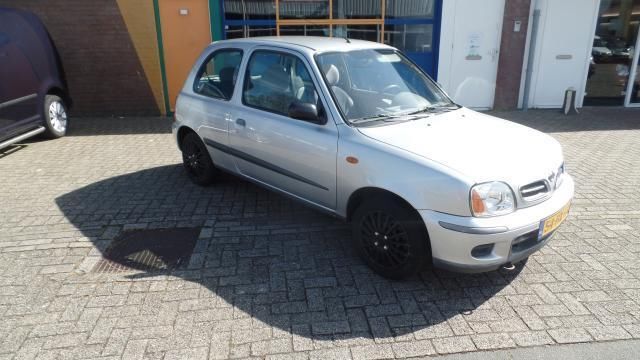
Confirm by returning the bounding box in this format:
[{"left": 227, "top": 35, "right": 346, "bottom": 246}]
[
  {"left": 352, "top": 198, "right": 430, "bottom": 279},
  {"left": 181, "top": 132, "right": 217, "bottom": 186},
  {"left": 43, "top": 95, "right": 68, "bottom": 138}
]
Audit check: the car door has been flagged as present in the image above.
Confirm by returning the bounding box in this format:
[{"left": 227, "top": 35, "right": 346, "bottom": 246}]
[
  {"left": 228, "top": 47, "right": 338, "bottom": 210},
  {"left": 185, "top": 47, "right": 244, "bottom": 172},
  {"left": 0, "top": 13, "right": 41, "bottom": 142}
]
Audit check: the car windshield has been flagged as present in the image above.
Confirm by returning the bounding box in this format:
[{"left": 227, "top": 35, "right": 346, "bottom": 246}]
[{"left": 315, "top": 49, "right": 455, "bottom": 124}]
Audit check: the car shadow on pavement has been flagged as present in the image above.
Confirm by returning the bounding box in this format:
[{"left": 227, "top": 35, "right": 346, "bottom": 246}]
[{"left": 55, "top": 164, "right": 524, "bottom": 340}]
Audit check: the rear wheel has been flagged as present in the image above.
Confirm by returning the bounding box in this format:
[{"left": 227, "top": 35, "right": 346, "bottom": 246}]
[
  {"left": 181, "top": 132, "right": 217, "bottom": 186},
  {"left": 43, "top": 95, "right": 68, "bottom": 138},
  {"left": 352, "top": 198, "right": 430, "bottom": 279}
]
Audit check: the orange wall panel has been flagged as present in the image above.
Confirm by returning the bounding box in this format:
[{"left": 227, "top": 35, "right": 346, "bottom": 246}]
[{"left": 159, "top": 0, "right": 212, "bottom": 111}]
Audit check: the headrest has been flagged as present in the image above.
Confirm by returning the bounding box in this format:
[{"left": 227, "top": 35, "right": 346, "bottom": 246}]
[{"left": 324, "top": 64, "right": 340, "bottom": 86}]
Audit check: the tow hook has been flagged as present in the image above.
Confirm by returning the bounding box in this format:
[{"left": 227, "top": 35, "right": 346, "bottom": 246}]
[{"left": 502, "top": 262, "right": 516, "bottom": 271}]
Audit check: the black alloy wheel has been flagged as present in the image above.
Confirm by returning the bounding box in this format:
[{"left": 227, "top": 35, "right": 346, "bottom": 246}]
[
  {"left": 360, "top": 211, "right": 411, "bottom": 269},
  {"left": 181, "top": 132, "right": 216, "bottom": 186},
  {"left": 352, "top": 198, "right": 430, "bottom": 279}
]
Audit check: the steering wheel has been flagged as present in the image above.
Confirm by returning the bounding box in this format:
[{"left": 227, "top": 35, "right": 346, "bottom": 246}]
[
  {"left": 202, "top": 81, "right": 225, "bottom": 99},
  {"left": 382, "top": 84, "right": 402, "bottom": 95}
]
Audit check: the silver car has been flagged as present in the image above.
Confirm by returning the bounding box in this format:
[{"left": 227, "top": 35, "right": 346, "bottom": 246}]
[{"left": 173, "top": 37, "right": 574, "bottom": 279}]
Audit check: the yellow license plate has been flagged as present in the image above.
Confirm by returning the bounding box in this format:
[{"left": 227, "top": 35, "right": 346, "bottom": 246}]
[{"left": 539, "top": 202, "right": 571, "bottom": 239}]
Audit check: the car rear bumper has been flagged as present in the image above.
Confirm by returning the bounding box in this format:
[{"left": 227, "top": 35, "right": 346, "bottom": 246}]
[{"left": 419, "top": 174, "right": 575, "bottom": 273}]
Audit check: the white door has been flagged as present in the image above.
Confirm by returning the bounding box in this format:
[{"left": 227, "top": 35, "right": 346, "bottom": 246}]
[
  {"left": 438, "top": 0, "right": 505, "bottom": 109},
  {"left": 528, "top": 0, "right": 599, "bottom": 108}
]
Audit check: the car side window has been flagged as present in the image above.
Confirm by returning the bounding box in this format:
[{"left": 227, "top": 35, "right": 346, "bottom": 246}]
[
  {"left": 242, "top": 50, "right": 320, "bottom": 117},
  {"left": 193, "top": 49, "right": 243, "bottom": 100}
]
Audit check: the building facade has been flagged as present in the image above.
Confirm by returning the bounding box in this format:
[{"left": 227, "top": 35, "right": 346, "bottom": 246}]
[{"left": 2, "top": 0, "right": 638, "bottom": 115}]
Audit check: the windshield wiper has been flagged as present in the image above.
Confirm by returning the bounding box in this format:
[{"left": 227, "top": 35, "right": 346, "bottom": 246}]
[
  {"left": 351, "top": 104, "right": 461, "bottom": 124},
  {"left": 407, "top": 106, "right": 437, "bottom": 115},
  {"left": 408, "top": 104, "right": 459, "bottom": 115},
  {"left": 350, "top": 113, "right": 405, "bottom": 124}
]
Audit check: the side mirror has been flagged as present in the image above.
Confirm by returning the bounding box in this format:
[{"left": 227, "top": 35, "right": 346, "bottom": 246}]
[{"left": 288, "top": 101, "right": 324, "bottom": 124}]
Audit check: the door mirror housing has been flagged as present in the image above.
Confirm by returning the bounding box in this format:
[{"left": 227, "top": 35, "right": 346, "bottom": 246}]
[{"left": 288, "top": 102, "right": 324, "bottom": 124}]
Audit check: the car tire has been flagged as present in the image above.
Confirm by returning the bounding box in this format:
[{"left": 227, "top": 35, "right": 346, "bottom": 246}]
[
  {"left": 43, "top": 95, "right": 68, "bottom": 138},
  {"left": 181, "top": 132, "right": 217, "bottom": 186},
  {"left": 351, "top": 197, "right": 430, "bottom": 279}
]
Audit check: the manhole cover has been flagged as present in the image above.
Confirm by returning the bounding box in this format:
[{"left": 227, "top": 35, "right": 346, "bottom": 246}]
[{"left": 92, "top": 227, "right": 200, "bottom": 273}]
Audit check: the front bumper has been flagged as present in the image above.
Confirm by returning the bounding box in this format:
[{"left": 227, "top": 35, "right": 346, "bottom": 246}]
[{"left": 420, "top": 174, "right": 575, "bottom": 273}]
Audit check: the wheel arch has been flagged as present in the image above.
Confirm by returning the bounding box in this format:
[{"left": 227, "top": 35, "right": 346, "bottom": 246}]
[
  {"left": 346, "top": 187, "right": 419, "bottom": 222},
  {"left": 46, "top": 86, "right": 72, "bottom": 109},
  {"left": 347, "top": 186, "right": 433, "bottom": 273},
  {"left": 176, "top": 125, "right": 198, "bottom": 151}
]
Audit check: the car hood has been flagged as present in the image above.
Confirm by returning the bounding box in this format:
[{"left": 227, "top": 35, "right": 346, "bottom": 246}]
[{"left": 357, "top": 108, "right": 564, "bottom": 185}]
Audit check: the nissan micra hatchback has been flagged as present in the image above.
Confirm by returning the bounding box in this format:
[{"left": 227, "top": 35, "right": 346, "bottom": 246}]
[{"left": 173, "top": 37, "right": 574, "bottom": 279}]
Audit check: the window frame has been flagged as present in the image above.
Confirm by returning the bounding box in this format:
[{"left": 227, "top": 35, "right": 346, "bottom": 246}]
[
  {"left": 192, "top": 48, "right": 244, "bottom": 101},
  {"left": 241, "top": 48, "right": 327, "bottom": 123}
]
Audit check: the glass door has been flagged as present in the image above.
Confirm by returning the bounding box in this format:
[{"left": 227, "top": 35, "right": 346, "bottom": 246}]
[
  {"left": 626, "top": 26, "right": 640, "bottom": 106},
  {"left": 584, "top": 0, "right": 640, "bottom": 106}
]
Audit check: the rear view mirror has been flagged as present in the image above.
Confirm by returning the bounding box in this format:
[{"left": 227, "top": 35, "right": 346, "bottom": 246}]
[{"left": 288, "top": 101, "right": 324, "bottom": 124}]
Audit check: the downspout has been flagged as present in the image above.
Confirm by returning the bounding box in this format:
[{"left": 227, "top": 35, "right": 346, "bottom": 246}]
[{"left": 522, "top": 7, "right": 540, "bottom": 111}]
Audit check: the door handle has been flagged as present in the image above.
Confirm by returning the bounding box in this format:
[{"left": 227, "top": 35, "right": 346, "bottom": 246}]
[{"left": 236, "top": 118, "right": 246, "bottom": 127}]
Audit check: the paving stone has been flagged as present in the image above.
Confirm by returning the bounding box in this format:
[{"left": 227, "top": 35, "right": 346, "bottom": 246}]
[
  {"left": 511, "top": 331, "right": 555, "bottom": 347},
  {"left": 471, "top": 333, "right": 516, "bottom": 350},
  {"left": 312, "top": 321, "right": 351, "bottom": 335},
  {"left": 251, "top": 338, "right": 293, "bottom": 357},
  {"left": 548, "top": 328, "right": 593, "bottom": 344},
  {"left": 309, "top": 348, "right": 352, "bottom": 360},
  {"left": 209, "top": 331, "right": 231, "bottom": 359},
  {"left": 165, "top": 347, "right": 208, "bottom": 360},
  {"left": 586, "top": 325, "right": 632, "bottom": 341},
  {"left": 122, "top": 339, "right": 148, "bottom": 360},
  {"left": 432, "top": 336, "right": 477, "bottom": 354},
  {"left": 266, "top": 353, "right": 310, "bottom": 360},
  {"left": 349, "top": 344, "right": 394, "bottom": 360},
  {"left": 42, "top": 333, "right": 87, "bottom": 350},
  {"left": 391, "top": 340, "right": 436, "bottom": 358},
  {"left": 304, "top": 277, "right": 337, "bottom": 288}
]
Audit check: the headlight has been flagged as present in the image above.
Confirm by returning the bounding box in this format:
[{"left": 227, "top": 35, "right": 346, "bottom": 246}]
[
  {"left": 555, "top": 163, "right": 565, "bottom": 189},
  {"left": 470, "top": 182, "right": 516, "bottom": 217}
]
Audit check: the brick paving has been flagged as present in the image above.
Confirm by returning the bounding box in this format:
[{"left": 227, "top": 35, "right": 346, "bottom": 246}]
[{"left": 0, "top": 108, "right": 639, "bottom": 359}]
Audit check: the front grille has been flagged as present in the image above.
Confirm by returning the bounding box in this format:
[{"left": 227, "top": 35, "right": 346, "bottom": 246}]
[{"left": 520, "top": 180, "right": 549, "bottom": 201}]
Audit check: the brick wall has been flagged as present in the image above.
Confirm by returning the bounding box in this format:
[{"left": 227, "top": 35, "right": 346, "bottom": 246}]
[
  {"left": 494, "top": 0, "right": 531, "bottom": 110},
  {"left": 0, "top": 0, "right": 161, "bottom": 116}
]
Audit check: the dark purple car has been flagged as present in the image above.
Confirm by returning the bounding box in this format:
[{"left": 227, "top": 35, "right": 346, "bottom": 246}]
[{"left": 0, "top": 7, "right": 71, "bottom": 149}]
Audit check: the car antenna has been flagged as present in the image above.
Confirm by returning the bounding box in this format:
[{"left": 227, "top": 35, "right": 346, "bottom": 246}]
[{"left": 343, "top": 37, "right": 351, "bottom": 43}]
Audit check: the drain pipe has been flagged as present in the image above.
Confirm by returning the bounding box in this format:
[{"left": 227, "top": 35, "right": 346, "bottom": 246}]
[{"left": 522, "top": 8, "right": 541, "bottom": 111}]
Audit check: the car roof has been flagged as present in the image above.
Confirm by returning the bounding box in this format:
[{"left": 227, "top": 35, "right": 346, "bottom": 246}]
[{"left": 215, "top": 36, "right": 394, "bottom": 53}]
